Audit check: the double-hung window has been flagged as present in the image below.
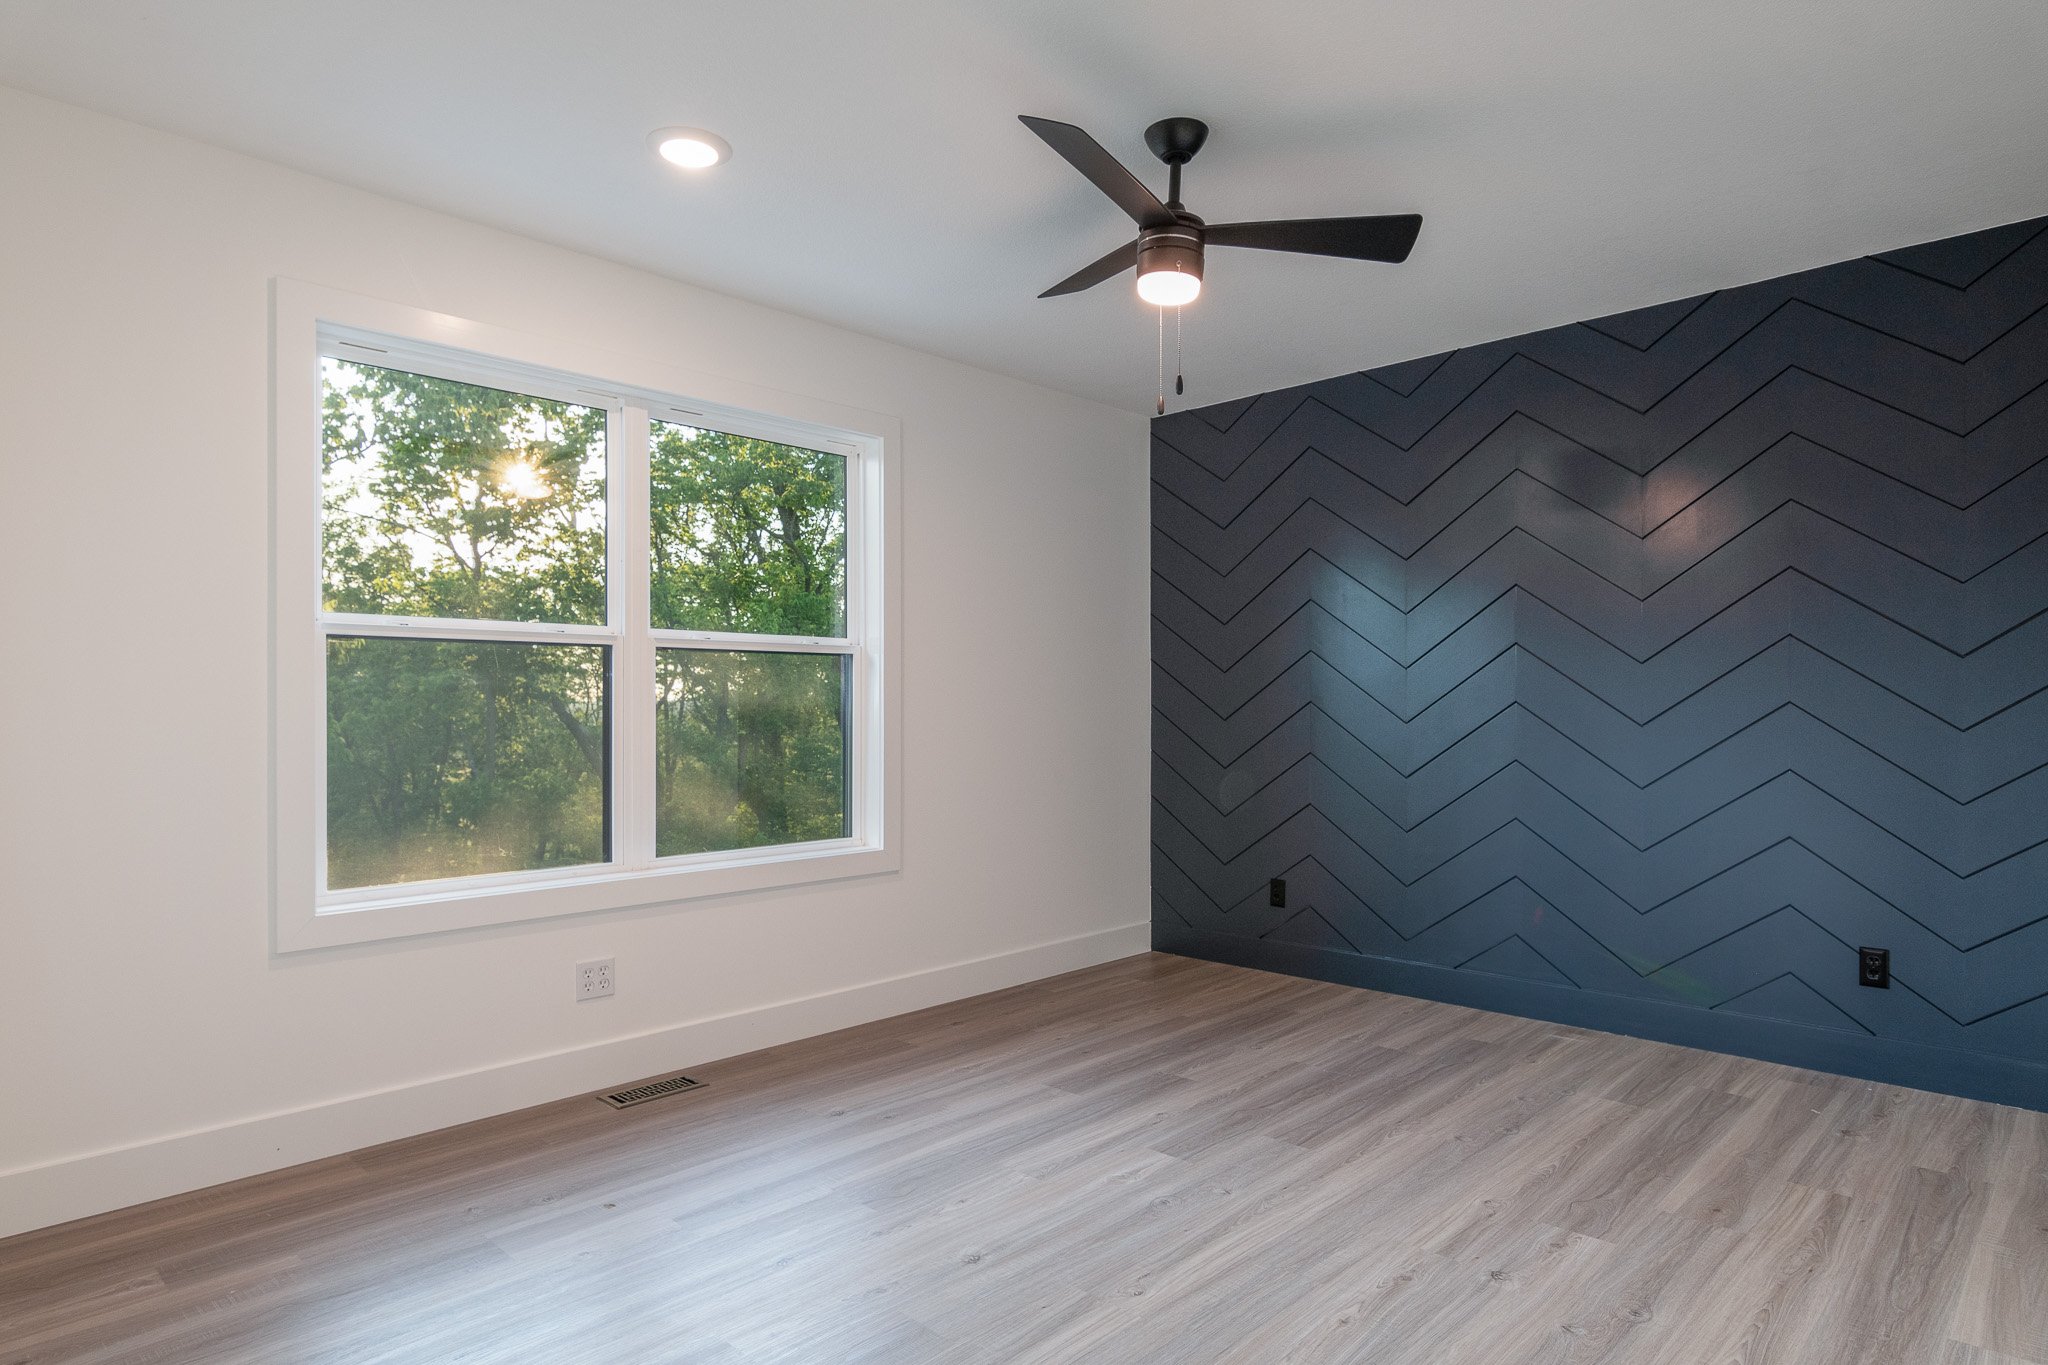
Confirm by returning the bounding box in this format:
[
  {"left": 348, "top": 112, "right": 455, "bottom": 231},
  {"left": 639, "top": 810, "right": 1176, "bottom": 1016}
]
[{"left": 273, "top": 282, "right": 898, "bottom": 949}]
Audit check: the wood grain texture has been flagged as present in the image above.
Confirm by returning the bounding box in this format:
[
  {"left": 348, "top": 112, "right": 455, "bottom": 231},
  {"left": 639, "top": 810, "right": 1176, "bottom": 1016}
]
[{"left": 0, "top": 954, "right": 2039, "bottom": 1364}]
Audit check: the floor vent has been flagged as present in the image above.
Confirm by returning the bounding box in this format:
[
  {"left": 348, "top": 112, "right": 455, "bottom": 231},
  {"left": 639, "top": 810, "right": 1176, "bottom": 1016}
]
[{"left": 599, "top": 1073, "right": 703, "bottom": 1109}]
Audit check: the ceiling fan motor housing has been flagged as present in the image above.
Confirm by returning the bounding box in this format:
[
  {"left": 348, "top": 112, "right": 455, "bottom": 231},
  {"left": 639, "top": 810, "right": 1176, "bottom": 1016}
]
[{"left": 1138, "top": 221, "right": 1204, "bottom": 288}]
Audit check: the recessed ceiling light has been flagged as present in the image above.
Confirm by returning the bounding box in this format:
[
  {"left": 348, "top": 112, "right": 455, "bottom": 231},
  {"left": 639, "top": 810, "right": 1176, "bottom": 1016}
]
[{"left": 649, "top": 127, "right": 731, "bottom": 170}]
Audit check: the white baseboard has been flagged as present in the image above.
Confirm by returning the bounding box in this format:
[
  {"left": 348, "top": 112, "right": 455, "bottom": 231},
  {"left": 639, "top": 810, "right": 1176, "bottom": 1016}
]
[{"left": 0, "top": 921, "right": 1150, "bottom": 1240}]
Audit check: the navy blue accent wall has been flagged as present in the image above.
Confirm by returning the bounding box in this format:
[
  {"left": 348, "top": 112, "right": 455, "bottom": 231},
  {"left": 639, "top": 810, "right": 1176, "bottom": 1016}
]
[{"left": 1151, "top": 218, "right": 2048, "bottom": 1110}]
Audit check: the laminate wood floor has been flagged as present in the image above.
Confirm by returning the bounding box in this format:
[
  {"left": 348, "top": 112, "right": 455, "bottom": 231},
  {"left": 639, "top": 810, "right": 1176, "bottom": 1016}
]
[{"left": 3, "top": 953, "right": 2043, "bottom": 1364}]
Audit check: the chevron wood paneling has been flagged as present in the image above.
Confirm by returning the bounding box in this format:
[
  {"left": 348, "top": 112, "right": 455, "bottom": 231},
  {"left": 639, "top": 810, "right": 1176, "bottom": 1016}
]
[{"left": 1152, "top": 217, "right": 2048, "bottom": 1110}]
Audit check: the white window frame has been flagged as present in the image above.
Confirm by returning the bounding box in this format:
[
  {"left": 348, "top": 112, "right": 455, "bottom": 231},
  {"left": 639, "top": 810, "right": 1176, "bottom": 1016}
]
[{"left": 272, "top": 279, "right": 901, "bottom": 951}]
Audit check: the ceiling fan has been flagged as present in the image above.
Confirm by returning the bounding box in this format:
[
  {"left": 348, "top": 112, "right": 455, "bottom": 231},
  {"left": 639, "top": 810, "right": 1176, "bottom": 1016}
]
[
  {"left": 1019, "top": 115, "right": 1423, "bottom": 308},
  {"left": 1020, "top": 115, "right": 1421, "bottom": 410}
]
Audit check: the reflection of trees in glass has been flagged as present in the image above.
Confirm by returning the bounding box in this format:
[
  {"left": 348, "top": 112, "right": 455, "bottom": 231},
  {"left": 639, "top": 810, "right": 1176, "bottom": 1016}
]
[
  {"left": 656, "top": 651, "right": 846, "bottom": 857},
  {"left": 651, "top": 421, "right": 846, "bottom": 636},
  {"left": 326, "top": 639, "right": 607, "bottom": 889},
  {"left": 322, "top": 358, "right": 606, "bottom": 624}
]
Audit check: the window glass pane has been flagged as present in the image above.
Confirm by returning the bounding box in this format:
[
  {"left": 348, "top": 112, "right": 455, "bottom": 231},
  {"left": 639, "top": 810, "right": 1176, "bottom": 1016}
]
[
  {"left": 322, "top": 358, "right": 607, "bottom": 624},
  {"left": 656, "top": 650, "right": 848, "bottom": 856},
  {"left": 650, "top": 421, "right": 846, "bottom": 636},
  {"left": 327, "top": 637, "right": 609, "bottom": 889}
]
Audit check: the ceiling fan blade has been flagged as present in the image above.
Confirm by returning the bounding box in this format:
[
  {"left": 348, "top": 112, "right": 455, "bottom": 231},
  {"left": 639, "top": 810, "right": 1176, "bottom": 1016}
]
[
  {"left": 1205, "top": 214, "right": 1423, "bottom": 263},
  {"left": 1039, "top": 239, "right": 1140, "bottom": 297},
  {"left": 1019, "top": 116, "right": 1173, "bottom": 228}
]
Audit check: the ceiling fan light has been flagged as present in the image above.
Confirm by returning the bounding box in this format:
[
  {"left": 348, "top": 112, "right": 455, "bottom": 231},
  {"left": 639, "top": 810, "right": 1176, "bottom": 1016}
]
[
  {"left": 1137, "top": 268, "right": 1202, "bottom": 307},
  {"left": 1136, "top": 228, "right": 1204, "bottom": 307}
]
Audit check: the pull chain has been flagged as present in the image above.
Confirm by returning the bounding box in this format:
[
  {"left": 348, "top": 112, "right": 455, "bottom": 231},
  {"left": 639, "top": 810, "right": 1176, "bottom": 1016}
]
[
  {"left": 1157, "top": 306, "right": 1166, "bottom": 415},
  {"left": 1175, "top": 305, "right": 1185, "bottom": 397}
]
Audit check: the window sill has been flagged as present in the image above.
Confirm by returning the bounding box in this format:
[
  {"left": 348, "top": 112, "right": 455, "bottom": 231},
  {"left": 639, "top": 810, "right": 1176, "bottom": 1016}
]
[{"left": 277, "top": 842, "right": 900, "bottom": 952}]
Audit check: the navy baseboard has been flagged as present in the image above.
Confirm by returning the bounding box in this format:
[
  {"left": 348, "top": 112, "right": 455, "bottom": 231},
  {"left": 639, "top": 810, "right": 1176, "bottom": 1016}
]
[{"left": 1155, "top": 925, "right": 2048, "bottom": 1113}]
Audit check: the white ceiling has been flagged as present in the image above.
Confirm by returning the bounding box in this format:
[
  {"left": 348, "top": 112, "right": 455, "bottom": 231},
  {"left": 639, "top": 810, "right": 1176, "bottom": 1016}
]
[{"left": 3, "top": 0, "right": 2045, "bottom": 411}]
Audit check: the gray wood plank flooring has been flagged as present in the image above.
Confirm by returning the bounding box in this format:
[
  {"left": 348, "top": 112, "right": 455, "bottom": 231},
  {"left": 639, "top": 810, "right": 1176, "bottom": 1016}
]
[{"left": 1, "top": 953, "right": 2041, "bottom": 1364}]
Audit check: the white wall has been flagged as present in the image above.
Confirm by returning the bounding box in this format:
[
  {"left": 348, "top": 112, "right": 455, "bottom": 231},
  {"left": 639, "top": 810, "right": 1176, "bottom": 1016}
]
[{"left": 0, "top": 87, "right": 1151, "bottom": 1238}]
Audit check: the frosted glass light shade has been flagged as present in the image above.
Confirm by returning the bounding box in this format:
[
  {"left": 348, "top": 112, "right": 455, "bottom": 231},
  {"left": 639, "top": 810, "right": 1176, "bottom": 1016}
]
[{"left": 1137, "top": 269, "right": 1201, "bottom": 307}]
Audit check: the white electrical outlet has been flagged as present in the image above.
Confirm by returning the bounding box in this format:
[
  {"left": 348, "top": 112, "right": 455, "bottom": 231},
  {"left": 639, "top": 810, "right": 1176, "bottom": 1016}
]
[{"left": 576, "top": 958, "right": 615, "bottom": 1001}]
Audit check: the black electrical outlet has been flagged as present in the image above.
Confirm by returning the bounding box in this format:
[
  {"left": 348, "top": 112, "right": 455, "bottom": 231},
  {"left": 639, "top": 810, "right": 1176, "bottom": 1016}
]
[
  {"left": 1858, "top": 946, "right": 1890, "bottom": 989},
  {"left": 1269, "top": 878, "right": 1286, "bottom": 908}
]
